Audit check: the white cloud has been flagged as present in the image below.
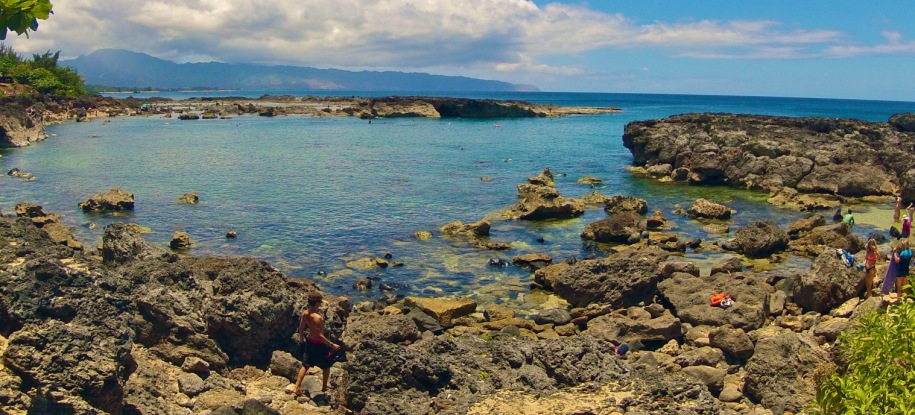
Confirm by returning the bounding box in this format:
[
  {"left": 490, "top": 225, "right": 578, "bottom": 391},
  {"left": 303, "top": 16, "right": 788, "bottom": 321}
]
[{"left": 3, "top": 0, "right": 905, "bottom": 77}]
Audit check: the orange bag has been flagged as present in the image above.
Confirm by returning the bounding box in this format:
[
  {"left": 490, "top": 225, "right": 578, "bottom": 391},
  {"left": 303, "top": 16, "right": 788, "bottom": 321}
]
[{"left": 710, "top": 293, "right": 728, "bottom": 307}]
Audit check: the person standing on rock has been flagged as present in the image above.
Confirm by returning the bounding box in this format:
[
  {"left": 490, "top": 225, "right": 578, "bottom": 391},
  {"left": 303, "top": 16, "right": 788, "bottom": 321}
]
[
  {"left": 881, "top": 244, "right": 900, "bottom": 295},
  {"left": 864, "top": 239, "right": 878, "bottom": 298},
  {"left": 896, "top": 240, "right": 913, "bottom": 297},
  {"left": 894, "top": 197, "right": 903, "bottom": 222},
  {"left": 294, "top": 292, "right": 341, "bottom": 396}
]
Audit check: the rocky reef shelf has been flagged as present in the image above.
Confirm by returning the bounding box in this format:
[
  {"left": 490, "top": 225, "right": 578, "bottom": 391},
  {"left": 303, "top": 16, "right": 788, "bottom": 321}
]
[
  {"left": 0, "top": 94, "right": 621, "bottom": 148},
  {"left": 623, "top": 112, "right": 915, "bottom": 209}
]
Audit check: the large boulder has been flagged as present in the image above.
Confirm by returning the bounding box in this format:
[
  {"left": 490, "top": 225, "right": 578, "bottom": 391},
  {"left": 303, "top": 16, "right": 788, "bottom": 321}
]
[
  {"left": 404, "top": 297, "right": 477, "bottom": 325},
  {"left": 580, "top": 211, "right": 644, "bottom": 243},
  {"left": 440, "top": 219, "right": 491, "bottom": 237},
  {"left": 646, "top": 210, "right": 669, "bottom": 230},
  {"left": 14, "top": 202, "right": 47, "bottom": 218},
  {"left": 550, "top": 248, "right": 670, "bottom": 308},
  {"left": 708, "top": 326, "right": 755, "bottom": 361},
  {"left": 890, "top": 112, "right": 915, "bottom": 132},
  {"left": 786, "top": 215, "right": 827, "bottom": 237},
  {"left": 507, "top": 169, "right": 585, "bottom": 220},
  {"left": 733, "top": 220, "right": 789, "bottom": 258},
  {"left": 744, "top": 333, "right": 835, "bottom": 412},
  {"left": 178, "top": 192, "right": 200, "bottom": 204},
  {"left": 586, "top": 306, "right": 682, "bottom": 345},
  {"left": 170, "top": 230, "right": 193, "bottom": 249},
  {"left": 509, "top": 196, "right": 585, "bottom": 220},
  {"left": 658, "top": 272, "right": 770, "bottom": 330},
  {"left": 789, "top": 223, "right": 864, "bottom": 257},
  {"left": 342, "top": 314, "right": 420, "bottom": 347},
  {"left": 0, "top": 103, "right": 46, "bottom": 148},
  {"left": 792, "top": 249, "right": 865, "bottom": 313},
  {"left": 603, "top": 195, "right": 648, "bottom": 215},
  {"left": 41, "top": 222, "right": 84, "bottom": 250},
  {"left": 102, "top": 223, "right": 175, "bottom": 264},
  {"left": 184, "top": 256, "right": 327, "bottom": 366},
  {"left": 687, "top": 199, "right": 731, "bottom": 219},
  {"left": 78, "top": 188, "right": 135, "bottom": 212},
  {"left": 4, "top": 320, "right": 133, "bottom": 413}
]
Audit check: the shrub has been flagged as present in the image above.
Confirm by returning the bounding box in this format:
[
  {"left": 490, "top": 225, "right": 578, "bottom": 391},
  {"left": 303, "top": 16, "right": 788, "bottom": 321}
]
[
  {"left": 0, "top": 44, "right": 86, "bottom": 97},
  {"left": 809, "top": 294, "right": 915, "bottom": 414}
]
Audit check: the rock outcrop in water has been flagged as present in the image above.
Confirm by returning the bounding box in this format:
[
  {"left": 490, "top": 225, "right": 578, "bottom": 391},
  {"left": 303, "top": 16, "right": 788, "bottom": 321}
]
[
  {"left": 78, "top": 188, "right": 136, "bottom": 212},
  {"left": 506, "top": 168, "right": 585, "bottom": 220},
  {"left": 623, "top": 113, "right": 915, "bottom": 204}
]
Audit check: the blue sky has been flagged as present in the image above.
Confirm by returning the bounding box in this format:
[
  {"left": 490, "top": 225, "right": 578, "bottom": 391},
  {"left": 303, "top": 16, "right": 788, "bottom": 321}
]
[{"left": 8, "top": 0, "right": 915, "bottom": 101}]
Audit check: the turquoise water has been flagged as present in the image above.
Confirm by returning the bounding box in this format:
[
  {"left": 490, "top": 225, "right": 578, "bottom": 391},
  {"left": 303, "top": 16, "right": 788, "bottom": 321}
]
[{"left": 2, "top": 92, "right": 913, "bottom": 309}]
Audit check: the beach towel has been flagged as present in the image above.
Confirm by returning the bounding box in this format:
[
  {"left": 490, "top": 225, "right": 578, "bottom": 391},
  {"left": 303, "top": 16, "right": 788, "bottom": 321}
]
[
  {"left": 837, "top": 249, "right": 855, "bottom": 268},
  {"left": 881, "top": 255, "right": 897, "bottom": 295}
]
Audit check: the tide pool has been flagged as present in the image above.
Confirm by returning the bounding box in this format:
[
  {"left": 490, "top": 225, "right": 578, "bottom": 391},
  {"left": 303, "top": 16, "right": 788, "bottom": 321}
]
[{"left": 2, "top": 92, "right": 913, "bottom": 307}]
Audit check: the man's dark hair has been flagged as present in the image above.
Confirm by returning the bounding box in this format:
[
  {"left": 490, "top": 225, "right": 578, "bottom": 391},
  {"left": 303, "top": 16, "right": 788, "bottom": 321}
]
[{"left": 307, "top": 292, "right": 323, "bottom": 307}]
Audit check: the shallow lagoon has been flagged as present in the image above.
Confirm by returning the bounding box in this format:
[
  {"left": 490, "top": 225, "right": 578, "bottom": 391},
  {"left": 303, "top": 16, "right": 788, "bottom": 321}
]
[{"left": 1, "top": 92, "right": 911, "bottom": 310}]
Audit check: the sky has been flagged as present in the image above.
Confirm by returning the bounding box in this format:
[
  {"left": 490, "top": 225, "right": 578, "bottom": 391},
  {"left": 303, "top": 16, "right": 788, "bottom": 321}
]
[{"left": 6, "top": 0, "right": 915, "bottom": 101}]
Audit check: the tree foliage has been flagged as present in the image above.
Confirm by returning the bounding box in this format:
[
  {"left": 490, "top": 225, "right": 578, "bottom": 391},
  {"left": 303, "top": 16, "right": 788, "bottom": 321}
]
[
  {"left": 0, "top": 0, "right": 53, "bottom": 40},
  {"left": 0, "top": 44, "right": 86, "bottom": 96},
  {"left": 809, "top": 294, "right": 915, "bottom": 414}
]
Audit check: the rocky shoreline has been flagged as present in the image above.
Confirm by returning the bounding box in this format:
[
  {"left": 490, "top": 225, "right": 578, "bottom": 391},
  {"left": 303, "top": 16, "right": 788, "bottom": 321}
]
[
  {"left": 0, "top": 94, "right": 620, "bottom": 148},
  {"left": 3, "top": 105, "right": 914, "bottom": 414},
  {"left": 623, "top": 112, "right": 915, "bottom": 209},
  {"left": 0, "top": 162, "right": 905, "bottom": 414}
]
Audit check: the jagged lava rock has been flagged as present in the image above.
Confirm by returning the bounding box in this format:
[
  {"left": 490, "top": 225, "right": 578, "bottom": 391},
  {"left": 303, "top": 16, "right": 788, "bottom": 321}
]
[
  {"left": 623, "top": 113, "right": 910, "bottom": 199},
  {"left": 658, "top": 272, "right": 770, "bottom": 330},
  {"left": 792, "top": 249, "right": 865, "bottom": 313},
  {"left": 744, "top": 333, "right": 835, "bottom": 412},
  {"left": 0, "top": 102, "right": 46, "bottom": 147},
  {"left": 550, "top": 248, "right": 670, "bottom": 308},
  {"left": 440, "top": 219, "right": 490, "bottom": 237},
  {"left": 178, "top": 191, "right": 199, "bottom": 204},
  {"left": 404, "top": 297, "right": 477, "bottom": 325},
  {"left": 603, "top": 194, "right": 648, "bottom": 215},
  {"left": 580, "top": 211, "right": 644, "bottom": 243},
  {"left": 79, "top": 188, "right": 135, "bottom": 212},
  {"left": 687, "top": 198, "right": 732, "bottom": 219},
  {"left": 733, "top": 220, "right": 789, "bottom": 258}
]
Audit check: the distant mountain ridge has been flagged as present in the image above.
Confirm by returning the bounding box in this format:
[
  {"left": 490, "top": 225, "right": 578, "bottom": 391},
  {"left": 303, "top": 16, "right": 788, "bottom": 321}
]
[{"left": 63, "top": 49, "right": 539, "bottom": 92}]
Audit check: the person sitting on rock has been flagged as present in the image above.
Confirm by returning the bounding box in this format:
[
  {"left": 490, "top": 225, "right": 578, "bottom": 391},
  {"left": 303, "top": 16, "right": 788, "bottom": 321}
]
[
  {"left": 832, "top": 207, "right": 843, "bottom": 222},
  {"left": 294, "top": 292, "right": 341, "bottom": 396}
]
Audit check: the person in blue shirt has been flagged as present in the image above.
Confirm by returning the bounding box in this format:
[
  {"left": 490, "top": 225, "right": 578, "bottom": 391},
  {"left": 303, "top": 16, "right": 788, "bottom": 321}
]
[{"left": 895, "top": 239, "right": 912, "bottom": 297}]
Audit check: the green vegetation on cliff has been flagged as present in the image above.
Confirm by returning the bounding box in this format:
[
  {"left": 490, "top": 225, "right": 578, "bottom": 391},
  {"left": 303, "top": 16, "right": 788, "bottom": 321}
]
[
  {"left": 811, "top": 295, "right": 915, "bottom": 414},
  {"left": 0, "top": 44, "right": 85, "bottom": 96}
]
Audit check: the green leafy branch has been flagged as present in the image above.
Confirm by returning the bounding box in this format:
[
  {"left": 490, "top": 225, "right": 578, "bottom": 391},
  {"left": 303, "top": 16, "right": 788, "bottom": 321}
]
[{"left": 0, "top": 0, "right": 53, "bottom": 40}]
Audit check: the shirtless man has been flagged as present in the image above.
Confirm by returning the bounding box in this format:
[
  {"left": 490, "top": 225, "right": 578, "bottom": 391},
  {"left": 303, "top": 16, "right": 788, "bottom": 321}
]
[{"left": 293, "top": 292, "right": 341, "bottom": 395}]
